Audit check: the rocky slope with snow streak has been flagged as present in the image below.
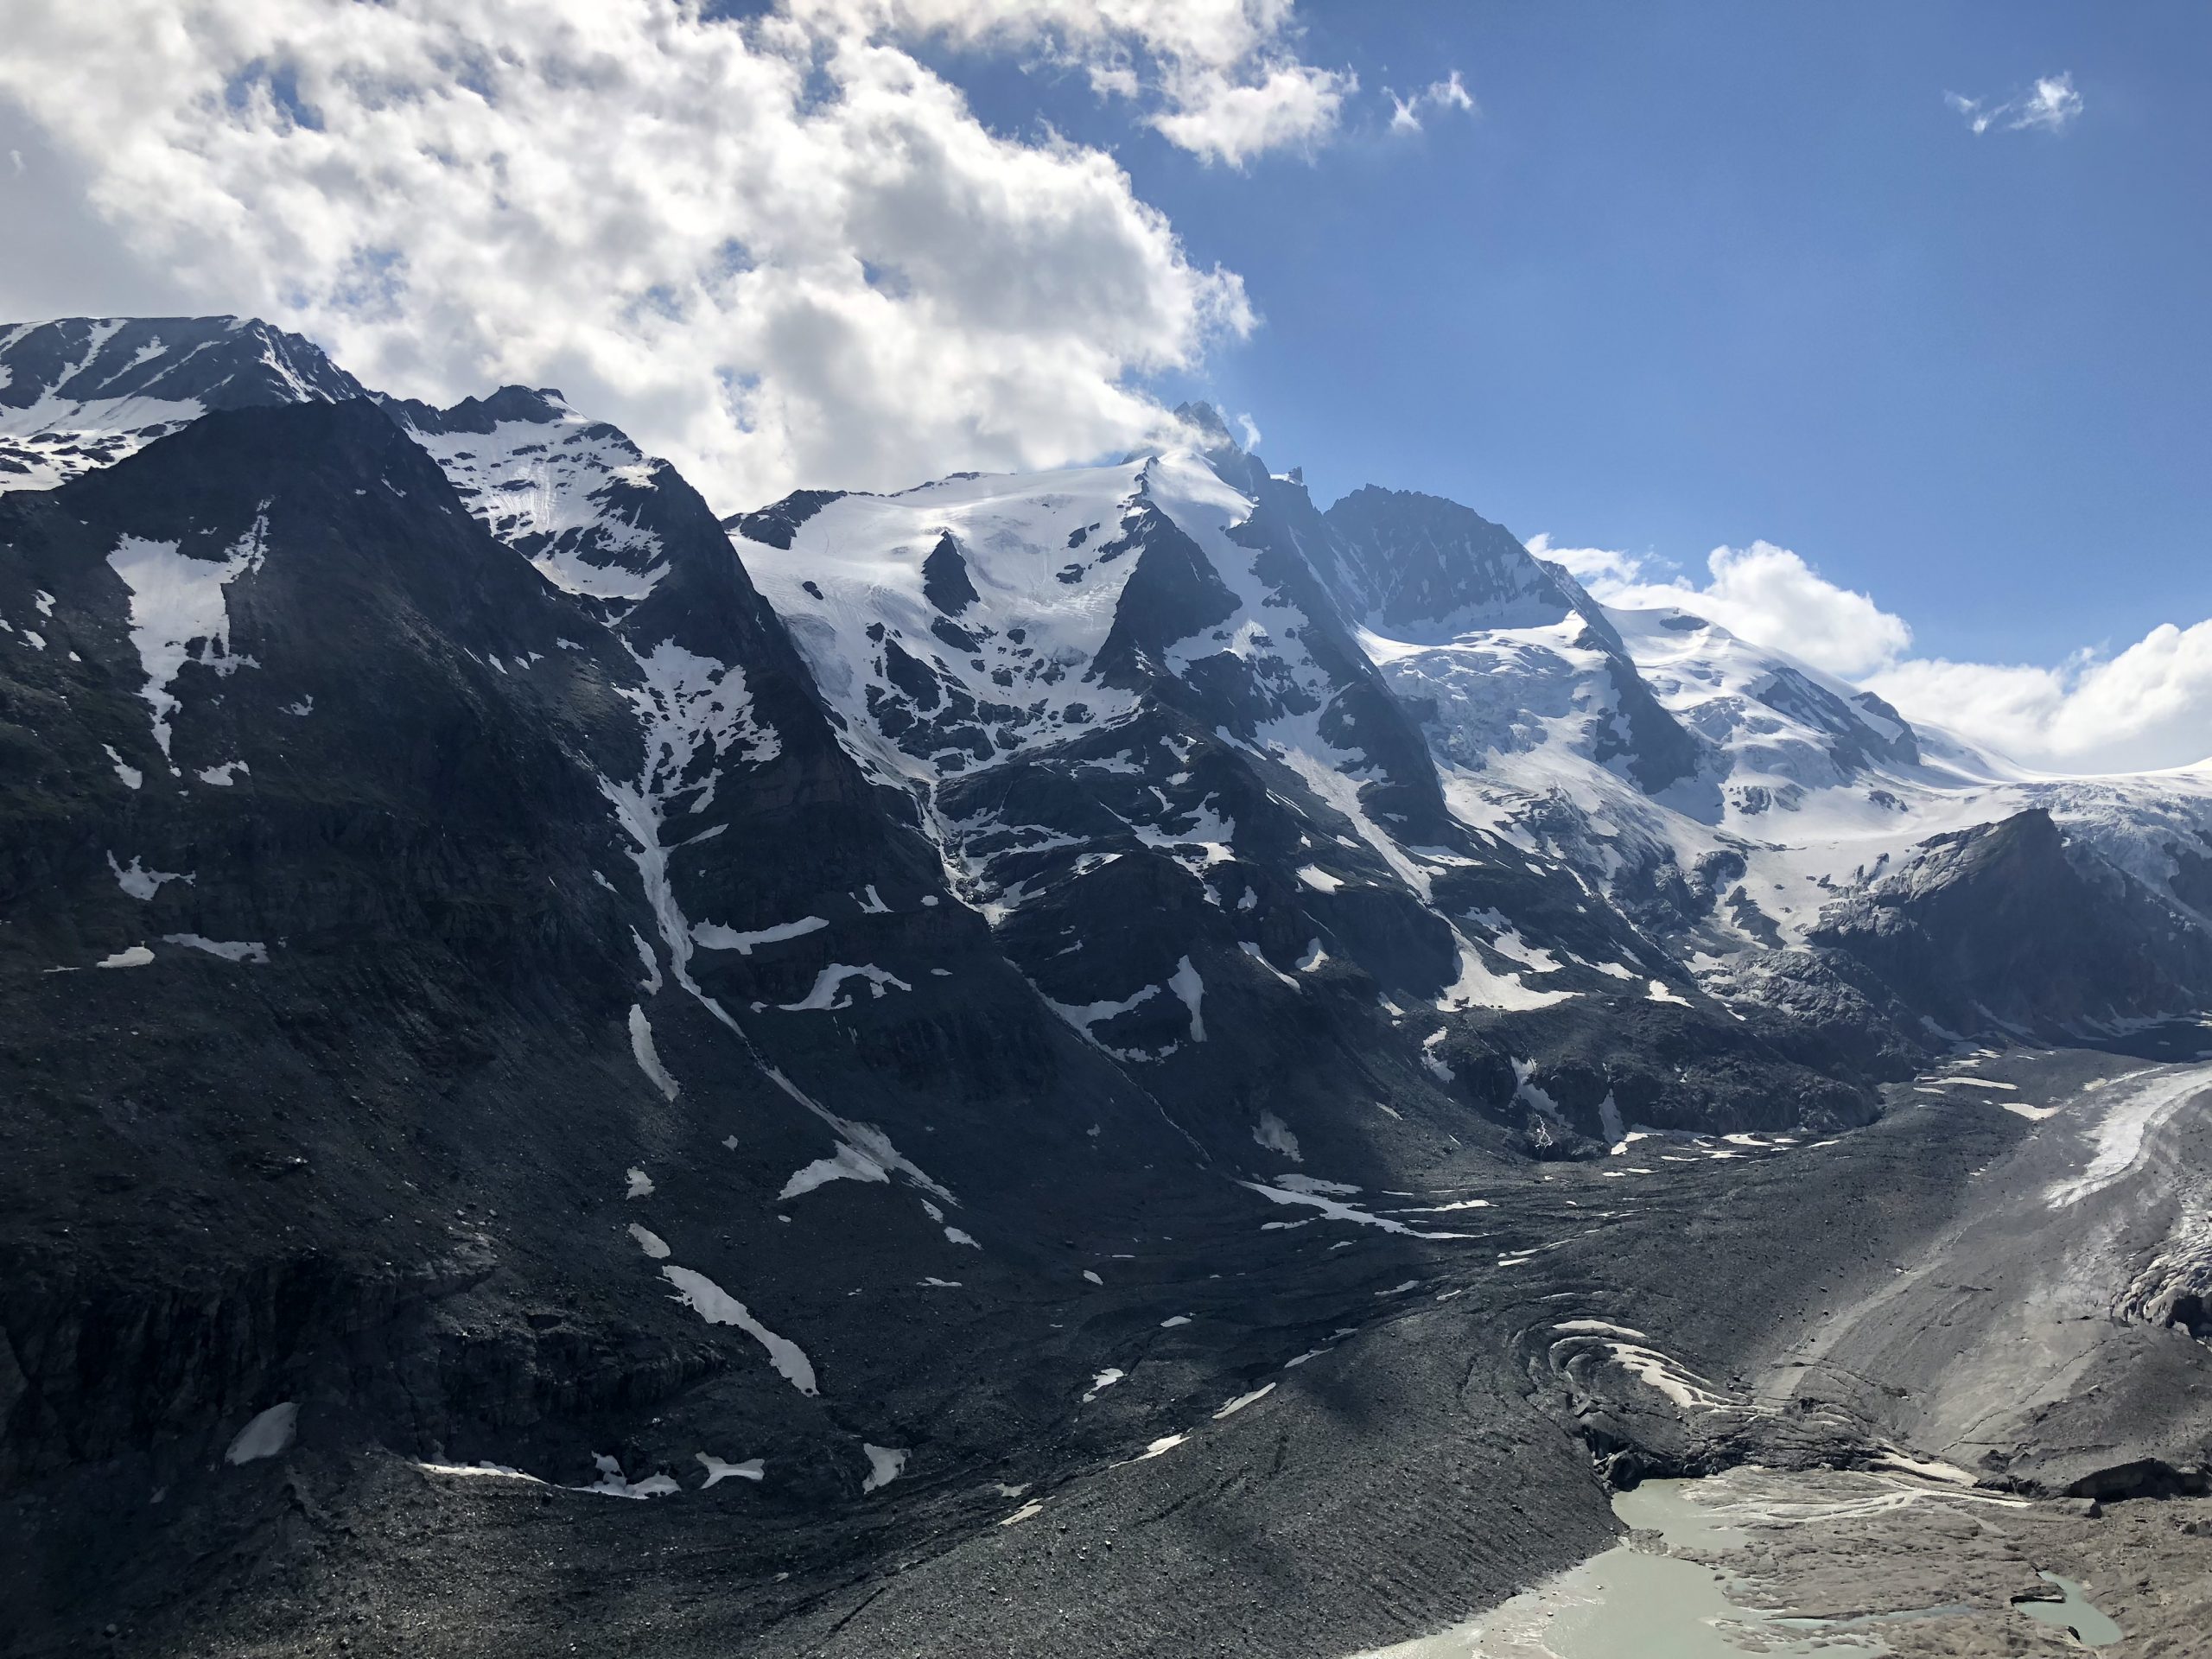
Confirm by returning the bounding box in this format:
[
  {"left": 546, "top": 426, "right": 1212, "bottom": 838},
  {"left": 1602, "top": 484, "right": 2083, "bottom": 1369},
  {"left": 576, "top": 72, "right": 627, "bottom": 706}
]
[
  {"left": 733, "top": 413, "right": 1864, "bottom": 1172},
  {"left": 5, "top": 319, "right": 2211, "bottom": 1658},
  {"left": 0, "top": 329, "right": 1249, "bottom": 1608}
]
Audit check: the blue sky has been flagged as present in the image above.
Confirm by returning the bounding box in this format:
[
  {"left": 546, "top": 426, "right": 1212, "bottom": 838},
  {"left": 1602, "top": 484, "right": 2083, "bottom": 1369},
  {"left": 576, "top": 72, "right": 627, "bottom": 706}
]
[{"left": 944, "top": 3, "right": 2209, "bottom": 671}]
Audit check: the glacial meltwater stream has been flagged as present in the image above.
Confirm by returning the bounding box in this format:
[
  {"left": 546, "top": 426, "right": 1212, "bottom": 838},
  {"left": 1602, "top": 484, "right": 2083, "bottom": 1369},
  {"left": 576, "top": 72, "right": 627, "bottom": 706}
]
[{"left": 1351, "top": 1470, "right": 2126, "bottom": 1657}]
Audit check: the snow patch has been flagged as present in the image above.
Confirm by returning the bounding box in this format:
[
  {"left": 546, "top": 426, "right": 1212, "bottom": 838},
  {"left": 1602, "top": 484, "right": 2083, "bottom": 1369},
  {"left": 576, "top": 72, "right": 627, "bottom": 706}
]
[
  {"left": 1168, "top": 956, "right": 1206, "bottom": 1041},
  {"left": 580, "top": 1454, "right": 682, "bottom": 1500},
  {"left": 779, "top": 963, "right": 911, "bottom": 1011},
  {"left": 861, "top": 1444, "right": 907, "bottom": 1492},
  {"left": 1436, "top": 935, "right": 1573, "bottom": 1014},
  {"left": 1272, "top": 1173, "right": 1358, "bottom": 1195},
  {"left": 627, "top": 1005, "right": 679, "bottom": 1100},
  {"left": 162, "top": 935, "right": 267, "bottom": 963},
  {"left": 2045, "top": 1064, "right": 2212, "bottom": 1210},
  {"left": 1241, "top": 1180, "right": 1478, "bottom": 1240},
  {"left": 631, "top": 929, "right": 664, "bottom": 994},
  {"left": 1251, "top": 1111, "right": 1302, "bottom": 1162},
  {"left": 224, "top": 1402, "right": 297, "bottom": 1465},
  {"left": 779, "top": 1140, "right": 893, "bottom": 1202},
  {"left": 696, "top": 1453, "right": 764, "bottom": 1488},
  {"left": 693, "top": 915, "right": 829, "bottom": 954},
  {"left": 659, "top": 1266, "right": 818, "bottom": 1395},
  {"left": 106, "top": 517, "right": 266, "bottom": 760},
  {"left": 1212, "top": 1382, "right": 1274, "bottom": 1420},
  {"left": 108, "top": 853, "right": 189, "bottom": 900}
]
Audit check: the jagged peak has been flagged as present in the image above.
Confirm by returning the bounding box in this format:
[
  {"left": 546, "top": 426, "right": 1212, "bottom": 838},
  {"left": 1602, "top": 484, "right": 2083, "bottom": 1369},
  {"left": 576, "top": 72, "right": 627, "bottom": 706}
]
[
  {"left": 0, "top": 313, "right": 363, "bottom": 413},
  {"left": 384, "top": 384, "right": 575, "bottom": 437},
  {"left": 1171, "top": 399, "right": 1239, "bottom": 452}
]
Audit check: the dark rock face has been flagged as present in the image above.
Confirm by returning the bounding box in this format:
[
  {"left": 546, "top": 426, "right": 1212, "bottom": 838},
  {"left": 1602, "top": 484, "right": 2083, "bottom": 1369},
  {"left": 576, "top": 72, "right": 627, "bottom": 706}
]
[
  {"left": 1320, "top": 486, "right": 1573, "bottom": 637},
  {"left": 1807, "top": 808, "right": 2212, "bottom": 1036},
  {"left": 0, "top": 317, "right": 361, "bottom": 420},
  {"left": 5, "top": 316, "right": 2210, "bottom": 1659},
  {"left": 1089, "top": 505, "right": 1243, "bottom": 691},
  {"left": 718, "top": 489, "right": 848, "bottom": 550},
  {"left": 919, "top": 533, "right": 980, "bottom": 616},
  {"left": 1313, "top": 486, "right": 1706, "bottom": 796},
  {"left": 0, "top": 392, "right": 1211, "bottom": 1535},
  {"left": 733, "top": 436, "right": 1872, "bottom": 1198},
  {"left": 1752, "top": 665, "right": 1921, "bottom": 772}
]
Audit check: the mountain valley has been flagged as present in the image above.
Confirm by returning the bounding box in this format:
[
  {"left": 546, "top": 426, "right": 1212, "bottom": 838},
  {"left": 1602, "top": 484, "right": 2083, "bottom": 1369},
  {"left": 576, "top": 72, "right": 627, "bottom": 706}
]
[{"left": 3, "top": 315, "right": 2209, "bottom": 1657}]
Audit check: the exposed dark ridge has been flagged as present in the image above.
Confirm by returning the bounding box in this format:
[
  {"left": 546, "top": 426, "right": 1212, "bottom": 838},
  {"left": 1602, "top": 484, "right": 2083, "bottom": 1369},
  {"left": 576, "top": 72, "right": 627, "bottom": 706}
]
[
  {"left": 1849, "top": 688, "right": 1923, "bottom": 766},
  {"left": 1808, "top": 808, "right": 2212, "bottom": 1033},
  {"left": 1226, "top": 474, "right": 1457, "bottom": 837},
  {"left": 722, "top": 488, "right": 848, "bottom": 549},
  {"left": 1171, "top": 400, "right": 1237, "bottom": 450},
  {"left": 381, "top": 384, "right": 569, "bottom": 435},
  {"left": 1319, "top": 485, "right": 1570, "bottom": 634},
  {"left": 0, "top": 315, "right": 364, "bottom": 414},
  {"left": 921, "top": 532, "right": 980, "bottom": 616},
  {"left": 1087, "top": 502, "right": 1241, "bottom": 691},
  {"left": 1590, "top": 655, "right": 1707, "bottom": 793},
  {"left": 1753, "top": 665, "right": 1918, "bottom": 773}
]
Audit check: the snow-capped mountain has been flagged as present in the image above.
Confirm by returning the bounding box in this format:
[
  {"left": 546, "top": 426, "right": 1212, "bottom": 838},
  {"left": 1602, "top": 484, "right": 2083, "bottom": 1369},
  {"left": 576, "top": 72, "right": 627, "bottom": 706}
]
[
  {"left": 1360, "top": 538, "right": 2212, "bottom": 1048},
  {"left": 730, "top": 410, "right": 1868, "bottom": 1169},
  {"left": 0, "top": 326, "right": 1242, "bottom": 1543},
  {"left": 0, "top": 315, "right": 363, "bottom": 493},
  {"left": 5, "top": 316, "right": 2209, "bottom": 1656}
]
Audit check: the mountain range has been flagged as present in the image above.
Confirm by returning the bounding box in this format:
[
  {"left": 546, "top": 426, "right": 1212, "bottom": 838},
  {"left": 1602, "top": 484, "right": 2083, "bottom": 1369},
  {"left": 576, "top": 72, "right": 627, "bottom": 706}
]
[{"left": 4, "top": 315, "right": 2209, "bottom": 1656}]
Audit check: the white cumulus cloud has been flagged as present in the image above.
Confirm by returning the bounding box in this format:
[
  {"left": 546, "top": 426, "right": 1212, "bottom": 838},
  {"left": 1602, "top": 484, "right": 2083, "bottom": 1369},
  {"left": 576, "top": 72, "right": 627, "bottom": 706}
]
[
  {"left": 1150, "top": 60, "right": 1354, "bottom": 164},
  {"left": 1389, "top": 70, "right": 1477, "bottom": 135},
  {"left": 1946, "top": 72, "right": 2082, "bottom": 137},
  {"left": 1530, "top": 533, "right": 2212, "bottom": 773},
  {"left": 1863, "top": 627, "right": 2212, "bottom": 776},
  {"left": 1532, "top": 536, "right": 1910, "bottom": 680},
  {"left": 800, "top": 1, "right": 1353, "bottom": 163},
  {"left": 0, "top": 0, "right": 1374, "bottom": 510}
]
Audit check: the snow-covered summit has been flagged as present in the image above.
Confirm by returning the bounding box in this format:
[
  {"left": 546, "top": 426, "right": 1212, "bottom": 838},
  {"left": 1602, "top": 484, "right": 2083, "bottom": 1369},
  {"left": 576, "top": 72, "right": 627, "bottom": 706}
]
[
  {"left": 0, "top": 315, "right": 362, "bottom": 493},
  {"left": 730, "top": 418, "right": 2212, "bottom": 1051},
  {"left": 1381, "top": 571, "right": 2212, "bottom": 1013},
  {"left": 388, "top": 385, "right": 677, "bottom": 602}
]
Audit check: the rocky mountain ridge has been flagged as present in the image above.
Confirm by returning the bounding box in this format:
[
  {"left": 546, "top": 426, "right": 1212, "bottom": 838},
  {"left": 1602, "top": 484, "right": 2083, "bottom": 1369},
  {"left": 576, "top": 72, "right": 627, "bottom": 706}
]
[{"left": 4, "top": 315, "right": 2209, "bottom": 1657}]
